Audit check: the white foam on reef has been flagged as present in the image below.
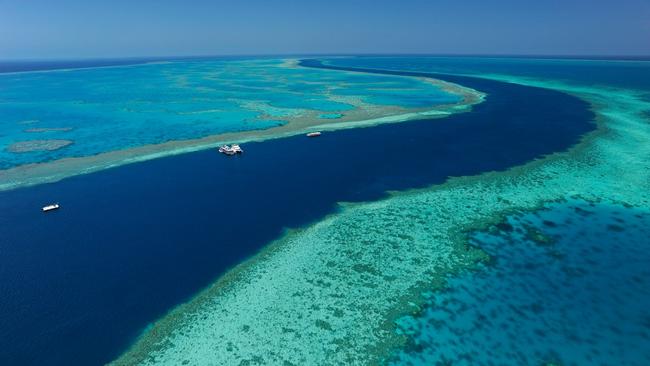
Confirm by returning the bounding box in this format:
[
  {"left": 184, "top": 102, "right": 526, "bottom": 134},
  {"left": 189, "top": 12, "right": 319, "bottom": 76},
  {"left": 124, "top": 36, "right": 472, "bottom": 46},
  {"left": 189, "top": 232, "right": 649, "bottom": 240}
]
[{"left": 113, "top": 75, "right": 650, "bottom": 365}]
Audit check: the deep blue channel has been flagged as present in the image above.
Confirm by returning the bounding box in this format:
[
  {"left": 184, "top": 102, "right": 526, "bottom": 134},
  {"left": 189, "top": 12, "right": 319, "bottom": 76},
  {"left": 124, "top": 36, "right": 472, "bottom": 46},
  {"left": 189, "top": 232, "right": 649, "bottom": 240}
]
[{"left": 0, "top": 59, "right": 595, "bottom": 365}]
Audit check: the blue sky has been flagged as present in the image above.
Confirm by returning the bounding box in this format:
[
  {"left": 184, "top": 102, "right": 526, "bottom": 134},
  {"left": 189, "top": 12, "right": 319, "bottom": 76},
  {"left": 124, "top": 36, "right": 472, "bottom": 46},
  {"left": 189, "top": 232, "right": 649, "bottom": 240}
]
[{"left": 1, "top": 0, "right": 649, "bottom": 59}]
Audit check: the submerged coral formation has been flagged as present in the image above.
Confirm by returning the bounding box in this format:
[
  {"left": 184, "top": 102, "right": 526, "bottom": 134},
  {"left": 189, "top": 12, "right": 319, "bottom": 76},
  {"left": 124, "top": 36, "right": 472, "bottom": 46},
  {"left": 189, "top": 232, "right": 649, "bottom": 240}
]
[{"left": 392, "top": 200, "right": 650, "bottom": 365}]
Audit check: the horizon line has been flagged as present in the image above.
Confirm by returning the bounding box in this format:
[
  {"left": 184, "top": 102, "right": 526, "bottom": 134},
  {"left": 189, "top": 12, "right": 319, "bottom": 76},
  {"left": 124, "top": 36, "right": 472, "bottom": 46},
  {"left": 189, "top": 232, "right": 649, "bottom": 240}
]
[{"left": 1, "top": 52, "right": 650, "bottom": 63}]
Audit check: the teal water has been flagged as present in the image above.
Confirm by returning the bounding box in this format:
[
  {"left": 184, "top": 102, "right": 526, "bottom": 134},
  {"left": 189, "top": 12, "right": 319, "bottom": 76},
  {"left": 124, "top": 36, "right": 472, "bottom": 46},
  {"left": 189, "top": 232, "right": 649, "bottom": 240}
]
[
  {"left": 0, "top": 58, "right": 459, "bottom": 170},
  {"left": 392, "top": 200, "right": 650, "bottom": 366}
]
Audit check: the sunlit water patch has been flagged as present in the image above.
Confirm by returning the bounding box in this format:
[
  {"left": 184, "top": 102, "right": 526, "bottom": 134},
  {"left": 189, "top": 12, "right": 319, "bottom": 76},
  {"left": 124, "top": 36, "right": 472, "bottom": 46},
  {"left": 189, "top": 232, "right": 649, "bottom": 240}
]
[{"left": 391, "top": 200, "right": 650, "bottom": 366}]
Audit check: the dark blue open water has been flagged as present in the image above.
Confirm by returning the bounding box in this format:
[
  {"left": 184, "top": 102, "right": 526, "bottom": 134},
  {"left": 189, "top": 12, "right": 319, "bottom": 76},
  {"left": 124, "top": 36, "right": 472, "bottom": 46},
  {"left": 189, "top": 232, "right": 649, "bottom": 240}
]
[
  {"left": 0, "top": 59, "right": 595, "bottom": 365},
  {"left": 318, "top": 56, "right": 650, "bottom": 92}
]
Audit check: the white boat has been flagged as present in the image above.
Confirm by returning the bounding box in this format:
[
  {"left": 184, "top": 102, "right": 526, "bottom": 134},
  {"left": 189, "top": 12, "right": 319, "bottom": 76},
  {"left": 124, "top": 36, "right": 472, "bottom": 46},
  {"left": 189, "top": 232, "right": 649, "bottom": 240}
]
[
  {"left": 306, "top": 131, "right": 322, "bottom": 137},
  {"left": 42, "top": 203, "right": 60, "bottom": 212},
  {"left": 218, "top": 144, "right": 243, "bottom": 155},
  {"left": 218, "top": 145, "right": 235, "bottom": 155}
]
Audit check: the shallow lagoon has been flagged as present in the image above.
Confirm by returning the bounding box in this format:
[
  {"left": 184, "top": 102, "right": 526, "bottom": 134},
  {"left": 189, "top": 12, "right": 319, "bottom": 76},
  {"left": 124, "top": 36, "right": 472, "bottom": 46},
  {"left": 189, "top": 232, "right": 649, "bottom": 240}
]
[{"left": 0, "top": 58, "right": 460, "bottom": 170}]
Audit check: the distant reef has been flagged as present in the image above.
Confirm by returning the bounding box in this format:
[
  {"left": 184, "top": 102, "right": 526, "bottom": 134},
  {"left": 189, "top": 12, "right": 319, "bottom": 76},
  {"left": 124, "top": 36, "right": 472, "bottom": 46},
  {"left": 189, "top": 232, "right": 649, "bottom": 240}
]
[
  {"left": 24, "top": 127, "right": 73, "bottom": 133},
  {"left": 8, "top": 139, "right": 73, "bottom": 153}
]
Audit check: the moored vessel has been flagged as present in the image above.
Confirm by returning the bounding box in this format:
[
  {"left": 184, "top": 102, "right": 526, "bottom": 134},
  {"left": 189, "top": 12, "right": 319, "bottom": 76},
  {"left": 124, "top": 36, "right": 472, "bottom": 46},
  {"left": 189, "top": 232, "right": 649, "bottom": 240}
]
[
  {"left": 218, "top": 144, "right": 244, "bottom": 155},
  {"left": 42, "top": 203, "right": 60, "bottom": 212}
]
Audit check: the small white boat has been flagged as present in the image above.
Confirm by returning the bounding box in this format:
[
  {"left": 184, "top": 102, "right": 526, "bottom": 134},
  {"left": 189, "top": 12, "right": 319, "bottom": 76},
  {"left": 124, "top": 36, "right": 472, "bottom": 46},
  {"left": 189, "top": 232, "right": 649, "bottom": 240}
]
[
  {"left": 218, "top": 144, "right": 243, "bottom": 155},
  {"left": 306, "top": 131, "right": 322, "bottom": 137},
  {"left": 42, "top": 203, "right": 60, "bottom": 212}
]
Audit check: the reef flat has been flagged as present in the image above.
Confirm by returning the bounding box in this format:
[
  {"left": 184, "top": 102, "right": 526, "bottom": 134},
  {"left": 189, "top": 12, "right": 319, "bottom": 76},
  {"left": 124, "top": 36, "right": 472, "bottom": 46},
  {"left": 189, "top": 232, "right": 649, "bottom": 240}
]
[
  {"left": 0, "top": 59, "right": 482, "bottom": 191},
  {"left": 7, "top": 139, "right": 73, "bottom": 152},
  {"left": 24, "top": 127, "right": 73, "bottom": 133},
  {"left": 113, "top": 65, "right": 649, "bottom": 366}
]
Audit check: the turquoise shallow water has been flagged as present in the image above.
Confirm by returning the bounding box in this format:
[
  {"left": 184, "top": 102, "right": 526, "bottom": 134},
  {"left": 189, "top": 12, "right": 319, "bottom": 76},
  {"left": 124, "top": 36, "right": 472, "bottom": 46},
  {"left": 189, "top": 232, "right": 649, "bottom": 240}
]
[
  {"left": 0, "top": 58, "right": 459, "bottom": 170},
  {"left": 392, "top": 200, "right": 650, "bottom": 366}
]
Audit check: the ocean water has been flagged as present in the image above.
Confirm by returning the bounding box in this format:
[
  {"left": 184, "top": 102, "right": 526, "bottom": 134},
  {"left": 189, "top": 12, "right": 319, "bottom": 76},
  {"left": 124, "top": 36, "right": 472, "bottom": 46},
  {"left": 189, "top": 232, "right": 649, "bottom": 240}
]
[
  {"left": 391, "top": 200, "right": 650, "bottom": 366},
  {"left": 322, "top": 56, "right": 650, "bottom": 91},
  {"left": 0, "top": 60, "right": 594, "bottom": 365},
  {"left": 0, "top": 58, "right": 459, "bottom": 170}
]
